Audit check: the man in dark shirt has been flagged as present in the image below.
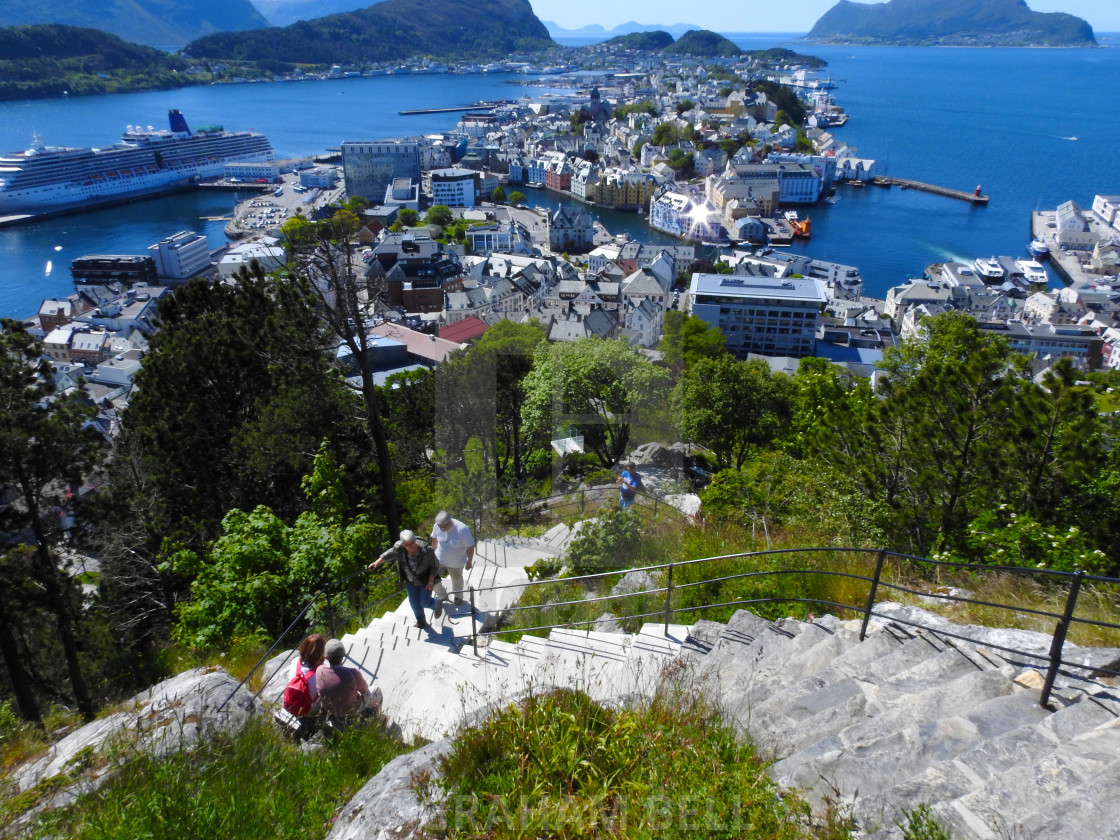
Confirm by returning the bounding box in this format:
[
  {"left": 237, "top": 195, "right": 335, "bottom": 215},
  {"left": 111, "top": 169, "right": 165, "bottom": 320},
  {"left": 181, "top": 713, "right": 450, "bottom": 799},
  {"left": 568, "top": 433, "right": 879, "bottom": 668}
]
[
  {"left": 315, "top": 638, "right": 373, "bottom": 716},
  {"left": 368, "top": 529, "right": 443, "bottom": 628}
]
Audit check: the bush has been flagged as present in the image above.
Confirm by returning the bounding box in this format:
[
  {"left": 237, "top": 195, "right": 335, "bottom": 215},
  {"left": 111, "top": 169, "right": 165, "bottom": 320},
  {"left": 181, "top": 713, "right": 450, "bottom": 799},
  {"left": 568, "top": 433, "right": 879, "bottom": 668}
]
[
  {"left": 434, "top": 688, "right": 827, "bottom": 840},
  {"left": 565, "top": 508, "right": 641, "bottom": 577}
]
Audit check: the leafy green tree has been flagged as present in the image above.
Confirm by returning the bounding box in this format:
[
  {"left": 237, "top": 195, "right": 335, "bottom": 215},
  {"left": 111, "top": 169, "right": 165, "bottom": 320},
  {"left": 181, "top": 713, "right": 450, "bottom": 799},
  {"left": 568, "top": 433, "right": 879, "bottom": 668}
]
[
  {"left": 659, "top": 312, "right": 726, "bottom": 379},
  {"left": 938, "top": 506, "right": 1109, "bottom": 575},
  {"left": 425, "top": 204, "right": 453, "bottom": 227},
  {"left": 522, "top": 339, "right": 668, "bottom": 468},
  {"left": 173, "top": 445, "right": 388, "bottom": 649},
  {"left": 491, "top": 186, "right": 507, "bottom": 204},
  {"left": 508, "top": 191, "right": 526, "bottom": 206},
  {"left": 675, "top": 99, "right": 696, "bottom": 115},
  {"left": 121, "top": 267, "right": 360, "bottom": 551},
  {"left": 675, "top": 356, "right": 793, "bottom": 470},
  {"left": 0, "top": 319, "right": 106, "bottom": 720},
  {"left": 279, "top": 208, "right": 402, "bottom": 537},
  {"left": 398, "top": 208, "right": 419, "bottom": 227}
]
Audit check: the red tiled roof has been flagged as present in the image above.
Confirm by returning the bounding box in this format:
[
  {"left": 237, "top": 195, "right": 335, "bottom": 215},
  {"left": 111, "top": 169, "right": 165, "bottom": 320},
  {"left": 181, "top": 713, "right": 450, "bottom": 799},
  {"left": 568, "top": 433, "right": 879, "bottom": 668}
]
[{"left": 438, "top": 316, "right": 489, "bottom": 344}]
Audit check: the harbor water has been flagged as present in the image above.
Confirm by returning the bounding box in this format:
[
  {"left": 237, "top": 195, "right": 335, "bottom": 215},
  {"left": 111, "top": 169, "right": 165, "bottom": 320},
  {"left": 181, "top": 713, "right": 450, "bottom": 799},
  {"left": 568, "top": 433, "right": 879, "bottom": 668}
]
[{"left": 1, "top": 35, "right": 1118, "bottom": 318}]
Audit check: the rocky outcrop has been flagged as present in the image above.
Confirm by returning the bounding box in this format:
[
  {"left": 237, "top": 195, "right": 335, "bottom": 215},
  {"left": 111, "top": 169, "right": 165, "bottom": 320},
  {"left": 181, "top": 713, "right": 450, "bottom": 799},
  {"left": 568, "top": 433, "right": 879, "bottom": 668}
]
[
  {"left": 5, "top": 666, "right": 257, "bottom": 832},
  {"left": 325, "top": 740, "right": 448, "bottom": 840}
]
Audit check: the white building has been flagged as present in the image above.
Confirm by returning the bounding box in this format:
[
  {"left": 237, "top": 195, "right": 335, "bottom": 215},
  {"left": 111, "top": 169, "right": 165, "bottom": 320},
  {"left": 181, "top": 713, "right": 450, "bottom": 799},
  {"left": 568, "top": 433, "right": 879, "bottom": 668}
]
[
  {"left": 689, "top": 273, "right": 828, "bottom": 359},
  {"left": 427, "top": 167, "right": 479, "bottom": 207},
  {"left": 149, "top": 231, "right": 210, "bottom": 281}
]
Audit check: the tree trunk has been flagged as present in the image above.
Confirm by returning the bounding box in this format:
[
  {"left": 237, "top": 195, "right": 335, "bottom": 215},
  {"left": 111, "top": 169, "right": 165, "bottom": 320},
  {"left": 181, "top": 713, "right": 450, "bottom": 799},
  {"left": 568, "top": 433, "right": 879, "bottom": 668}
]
[
  {"left": 19, "top": 472, "right": 96, "bottom": 721},
  {"left": 0, "top": 592, "right": 42, "bottom": 724}
]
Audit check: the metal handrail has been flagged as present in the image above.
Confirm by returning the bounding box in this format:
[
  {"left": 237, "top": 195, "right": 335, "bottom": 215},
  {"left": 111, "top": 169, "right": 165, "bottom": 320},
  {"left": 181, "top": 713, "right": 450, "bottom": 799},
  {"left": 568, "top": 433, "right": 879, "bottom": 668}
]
[
  {"left": 471, "top": 546, "right": 1120, "bottom": 709},
  {"left": 217, "top": 566, "right": 404, "bottom": 713}
]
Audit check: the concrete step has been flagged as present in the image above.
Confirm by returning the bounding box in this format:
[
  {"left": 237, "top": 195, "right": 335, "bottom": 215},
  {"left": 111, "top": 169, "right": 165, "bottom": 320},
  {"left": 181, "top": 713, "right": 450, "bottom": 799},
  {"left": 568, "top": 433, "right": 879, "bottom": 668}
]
[
  {"left": 936, "top": 717, "right": 1120, "bottom": 839},
  {"left": 474, "top": 536, "right": 562, "bottom": 569},
  {"left": 769, "top": 667, "right": 1019, "bottom": 808}
]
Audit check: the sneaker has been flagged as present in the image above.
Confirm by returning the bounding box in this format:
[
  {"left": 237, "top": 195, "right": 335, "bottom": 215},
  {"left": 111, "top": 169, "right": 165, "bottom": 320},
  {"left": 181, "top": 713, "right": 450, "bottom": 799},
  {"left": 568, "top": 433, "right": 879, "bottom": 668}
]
[
  {"left": 414, "top": 620, "right": 428, "bottom": 629},
  {"left": 433, "top": 600, "right": 444, "bottom": 620},
  {"left": 452, "top": 597, "right": 465, "bottom": 605}
]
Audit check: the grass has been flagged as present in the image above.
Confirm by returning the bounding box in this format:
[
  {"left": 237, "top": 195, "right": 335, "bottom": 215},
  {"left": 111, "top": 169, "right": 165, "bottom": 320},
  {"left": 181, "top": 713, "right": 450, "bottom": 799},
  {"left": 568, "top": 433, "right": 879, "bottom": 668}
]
[
  {"left": 16, "top": 715, "right": 407, "bottom": 840},
  {"left": 430, "top": 686, "right": 853, "bottom": 840}
]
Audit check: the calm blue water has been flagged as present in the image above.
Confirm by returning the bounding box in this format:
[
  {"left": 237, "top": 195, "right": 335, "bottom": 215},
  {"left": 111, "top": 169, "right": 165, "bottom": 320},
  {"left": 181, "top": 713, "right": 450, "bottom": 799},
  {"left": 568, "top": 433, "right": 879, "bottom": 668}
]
[{"left": 2, "top": 38, "right": 1118, "bottom": 318}]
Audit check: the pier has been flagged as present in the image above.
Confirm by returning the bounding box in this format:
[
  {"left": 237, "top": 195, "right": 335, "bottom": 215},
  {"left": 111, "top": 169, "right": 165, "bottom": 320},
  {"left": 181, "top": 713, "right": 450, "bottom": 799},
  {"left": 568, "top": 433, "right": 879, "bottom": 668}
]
[
  {"left": 398, "top": 105, "right": 492, "bottom": 115},
  {"left": 872, "top": 176, "right": 989, "bottom": 205}
]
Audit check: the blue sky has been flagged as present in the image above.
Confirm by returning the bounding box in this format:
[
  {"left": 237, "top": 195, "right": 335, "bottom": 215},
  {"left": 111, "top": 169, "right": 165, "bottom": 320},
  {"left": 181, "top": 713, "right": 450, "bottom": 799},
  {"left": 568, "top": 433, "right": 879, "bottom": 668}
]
[{"left": 531, "top": 0, "right": 1120, "bottom": 34}]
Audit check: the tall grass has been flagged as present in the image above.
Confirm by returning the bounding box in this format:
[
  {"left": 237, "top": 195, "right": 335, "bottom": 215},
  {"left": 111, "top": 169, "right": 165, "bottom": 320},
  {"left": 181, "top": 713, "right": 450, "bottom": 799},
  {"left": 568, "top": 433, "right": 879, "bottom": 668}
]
[
  {"left": 432, "top": 686, "right": 852, "bottom": 840},
  {"left": 496, "top": 515, "right": 1120, "bottom": 650},
  {"left": 19, "top": 716, "right": 406, "bottom": 840}
]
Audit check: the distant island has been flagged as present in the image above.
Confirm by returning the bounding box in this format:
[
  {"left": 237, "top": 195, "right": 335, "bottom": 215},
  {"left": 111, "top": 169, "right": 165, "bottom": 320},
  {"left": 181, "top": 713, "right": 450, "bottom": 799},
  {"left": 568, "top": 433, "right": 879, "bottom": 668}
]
[
  {"left": 0, "top": 0, "right": 268, "bottom": 49},
  {"left": 601, "top": 29, "right": 743, "bottom": 57},
  {"left": 806, "top": 0, "right": 1096, "bottom": 46},
  {"left": 544, "top": 21, "right": 703, "bottom": 40},
  {"left": 184, "top": 0, "right": 554, "bottom": 63}
]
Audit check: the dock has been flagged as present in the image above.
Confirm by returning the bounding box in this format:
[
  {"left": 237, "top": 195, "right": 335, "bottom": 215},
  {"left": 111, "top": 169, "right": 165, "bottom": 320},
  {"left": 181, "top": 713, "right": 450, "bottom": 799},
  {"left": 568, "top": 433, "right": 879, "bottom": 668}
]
[
  {"left": 398, "top": 106, "right": 492, "bottom": 115},
  {"left": 872, "top": 176, "right": 989, "bottom": 205}
]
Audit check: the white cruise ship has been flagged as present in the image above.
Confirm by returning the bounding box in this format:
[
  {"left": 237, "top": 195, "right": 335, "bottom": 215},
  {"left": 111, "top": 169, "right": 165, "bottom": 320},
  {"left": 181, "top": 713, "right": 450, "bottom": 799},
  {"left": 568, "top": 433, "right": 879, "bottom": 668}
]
[{"left": 0, "top": 110, "right": 273, "bottom": 216}]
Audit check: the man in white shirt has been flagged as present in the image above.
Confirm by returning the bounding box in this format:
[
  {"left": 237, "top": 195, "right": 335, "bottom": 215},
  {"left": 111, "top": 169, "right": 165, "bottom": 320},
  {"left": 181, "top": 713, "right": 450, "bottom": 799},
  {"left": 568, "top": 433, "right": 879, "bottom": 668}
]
[{"left": 430, "top": 510, "right": 475, "bottom": 605}]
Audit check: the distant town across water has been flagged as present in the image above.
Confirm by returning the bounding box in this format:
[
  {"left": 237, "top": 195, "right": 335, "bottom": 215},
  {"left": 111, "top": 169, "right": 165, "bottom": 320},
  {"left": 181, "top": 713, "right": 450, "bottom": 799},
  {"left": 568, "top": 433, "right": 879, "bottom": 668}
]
[{"left": 2, "top": 35, "right": 1119, "bottom": 319}]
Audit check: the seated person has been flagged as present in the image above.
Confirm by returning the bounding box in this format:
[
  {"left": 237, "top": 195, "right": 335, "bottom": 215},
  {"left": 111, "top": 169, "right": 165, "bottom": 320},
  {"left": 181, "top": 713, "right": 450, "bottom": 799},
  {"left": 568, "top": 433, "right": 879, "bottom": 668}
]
[{"left": 315, "top": 638, "right": 377, "bottom": 717}]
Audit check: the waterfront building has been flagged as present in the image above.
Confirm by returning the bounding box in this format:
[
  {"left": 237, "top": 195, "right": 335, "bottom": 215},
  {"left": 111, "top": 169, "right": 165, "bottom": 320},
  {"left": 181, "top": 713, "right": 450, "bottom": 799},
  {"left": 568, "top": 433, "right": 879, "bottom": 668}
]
[
  {"left": 341, "top": 140, "right": 420, "bottom": 203},
  {"left": 1092, "top": 195, "right": 1120, "bottom": 233},
  {"left": 1054, "top": 200, "right": 1098, "bottom": 252},
  {"left": 688, "top": 273, "right": 828, "bottom": 359},
  {"left": 596, "top": 168, "right": 655, "bottom": 212},
  {"left": 426, "top": 167, "right": 479, "bottom": 207},
  {"left": 70, "top": 255, "right": 158, "bottom": 287},
  {"left": 224, "top": 161, "right": 281, "bottom": 182},
  {"left": 148, "top": 231, "right": 210, "bottom": 281},
  {"left": 547, "top": 206, "right": 595, "bottom": 253},
  {"left": 767, "top": 152, "right": 838, "bottom": 195},
  {"left": 649, "top": 185, "right": 726, "bottom": 244}
]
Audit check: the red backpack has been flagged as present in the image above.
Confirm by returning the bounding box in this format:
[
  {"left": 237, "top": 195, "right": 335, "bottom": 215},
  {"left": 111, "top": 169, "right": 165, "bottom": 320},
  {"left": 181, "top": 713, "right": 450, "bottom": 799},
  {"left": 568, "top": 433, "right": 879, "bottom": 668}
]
[{"left": 283, "top": 664, "right": 315, "bottom": 717}]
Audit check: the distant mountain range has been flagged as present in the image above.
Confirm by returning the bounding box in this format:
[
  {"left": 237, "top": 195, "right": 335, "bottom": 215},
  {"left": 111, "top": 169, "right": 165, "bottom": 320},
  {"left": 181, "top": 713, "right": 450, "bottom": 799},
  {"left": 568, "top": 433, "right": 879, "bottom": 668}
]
[
  {"left": 807, "top": 0, "right": 1096, "bottom": 46},
  {"left": 184, "top": 0, "right": 554, "bottom": 63},
  {"left": 544, "top": 21, "right": 703, "bottom": 40},
  {"left": 0, "top": 0, "right": 269, "bottom": 48}
]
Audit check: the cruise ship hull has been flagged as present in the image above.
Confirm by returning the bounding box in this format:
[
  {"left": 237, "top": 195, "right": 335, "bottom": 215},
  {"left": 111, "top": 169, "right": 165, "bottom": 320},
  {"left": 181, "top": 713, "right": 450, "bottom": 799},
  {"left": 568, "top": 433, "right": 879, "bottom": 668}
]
[{"left": 0, "top": 110, "right": 273, "bottom": 217}]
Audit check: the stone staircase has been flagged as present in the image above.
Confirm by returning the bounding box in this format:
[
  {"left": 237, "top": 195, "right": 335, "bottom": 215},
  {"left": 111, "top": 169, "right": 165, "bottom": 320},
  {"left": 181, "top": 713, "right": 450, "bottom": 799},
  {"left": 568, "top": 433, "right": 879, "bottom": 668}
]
[{"left": 262, "top": 527, "right": 1120, "bottom": 840}]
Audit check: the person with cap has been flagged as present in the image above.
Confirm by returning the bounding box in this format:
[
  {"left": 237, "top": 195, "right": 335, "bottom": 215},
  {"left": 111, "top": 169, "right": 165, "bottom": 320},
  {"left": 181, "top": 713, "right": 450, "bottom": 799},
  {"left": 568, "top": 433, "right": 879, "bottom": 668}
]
[
  {"left": 368, "top": 529, "right": 443, "bottom": 628},
  {"left": 430, "top": 511, "right": 475, "bottom": 605},
  {"left": 617, "top": 460, "right": 642, "bottom": 509},
  {"left": 315, "top": 639, "right": 378, "bottom": 718}
]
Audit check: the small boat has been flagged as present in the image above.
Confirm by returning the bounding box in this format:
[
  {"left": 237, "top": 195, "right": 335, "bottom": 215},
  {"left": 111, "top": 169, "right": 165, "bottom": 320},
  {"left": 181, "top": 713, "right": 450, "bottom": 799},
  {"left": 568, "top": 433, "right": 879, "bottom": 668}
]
[{"left": 1028, "top": 238, "right": 1050, "bottom": 259}]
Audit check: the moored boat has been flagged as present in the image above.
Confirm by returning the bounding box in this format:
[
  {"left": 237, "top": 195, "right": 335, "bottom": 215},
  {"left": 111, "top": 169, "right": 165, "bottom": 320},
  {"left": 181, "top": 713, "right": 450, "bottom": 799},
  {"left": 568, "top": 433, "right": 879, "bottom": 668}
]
[{"left": 1028, "top": 238, "right": 1050, "bottom": 259}]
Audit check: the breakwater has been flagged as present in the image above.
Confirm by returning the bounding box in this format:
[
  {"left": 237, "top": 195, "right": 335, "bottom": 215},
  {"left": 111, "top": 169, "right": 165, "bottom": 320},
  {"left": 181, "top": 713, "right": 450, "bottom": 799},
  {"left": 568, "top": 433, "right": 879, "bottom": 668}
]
[{"left": 872, "top": 176, "right": 989, "bottom": 205}]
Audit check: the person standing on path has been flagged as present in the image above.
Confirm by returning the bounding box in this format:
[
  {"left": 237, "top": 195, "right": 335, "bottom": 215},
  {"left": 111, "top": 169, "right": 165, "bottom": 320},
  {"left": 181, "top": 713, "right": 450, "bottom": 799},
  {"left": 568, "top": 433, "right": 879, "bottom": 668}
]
[
  {"left": 368, "top": 530, "right": 443, "bottom": 628},
  {"left": 430, "top": 511, "right": 475, "bottom": 605},
  {"left": 617, "top": 461, "right": 642, "bottom": 509}
]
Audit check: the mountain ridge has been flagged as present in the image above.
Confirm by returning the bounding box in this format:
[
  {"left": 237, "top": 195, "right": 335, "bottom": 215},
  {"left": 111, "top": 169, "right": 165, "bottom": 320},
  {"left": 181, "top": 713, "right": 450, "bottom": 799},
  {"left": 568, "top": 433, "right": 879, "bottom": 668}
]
[
  {"left": 184, "top": 0, "right": 554, "bottom": 63},
  {"left": 0, "top": 0, "right": 269, "bottom": 48},
  {"left": 807, "top": 0, "right": 1096, "bottom": 46}
]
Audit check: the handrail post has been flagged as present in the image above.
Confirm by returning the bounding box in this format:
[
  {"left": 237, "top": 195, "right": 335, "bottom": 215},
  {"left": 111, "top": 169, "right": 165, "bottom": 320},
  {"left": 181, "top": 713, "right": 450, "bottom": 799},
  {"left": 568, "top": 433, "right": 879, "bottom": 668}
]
[
  {"left": 470, "top": 586, "right": 478, "bottom": 657},
  {"left": 1040, "top": 570, "right": 1085, "bottom": 709},
  {"left": 324, "top": 584, "right": 335, "bottom": 638},
  {"left": 859, "top": 548, "right": 888, "bottom": 641},
  {"left": 663, "top": 562, "right": 674, "bottom": 637}
]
